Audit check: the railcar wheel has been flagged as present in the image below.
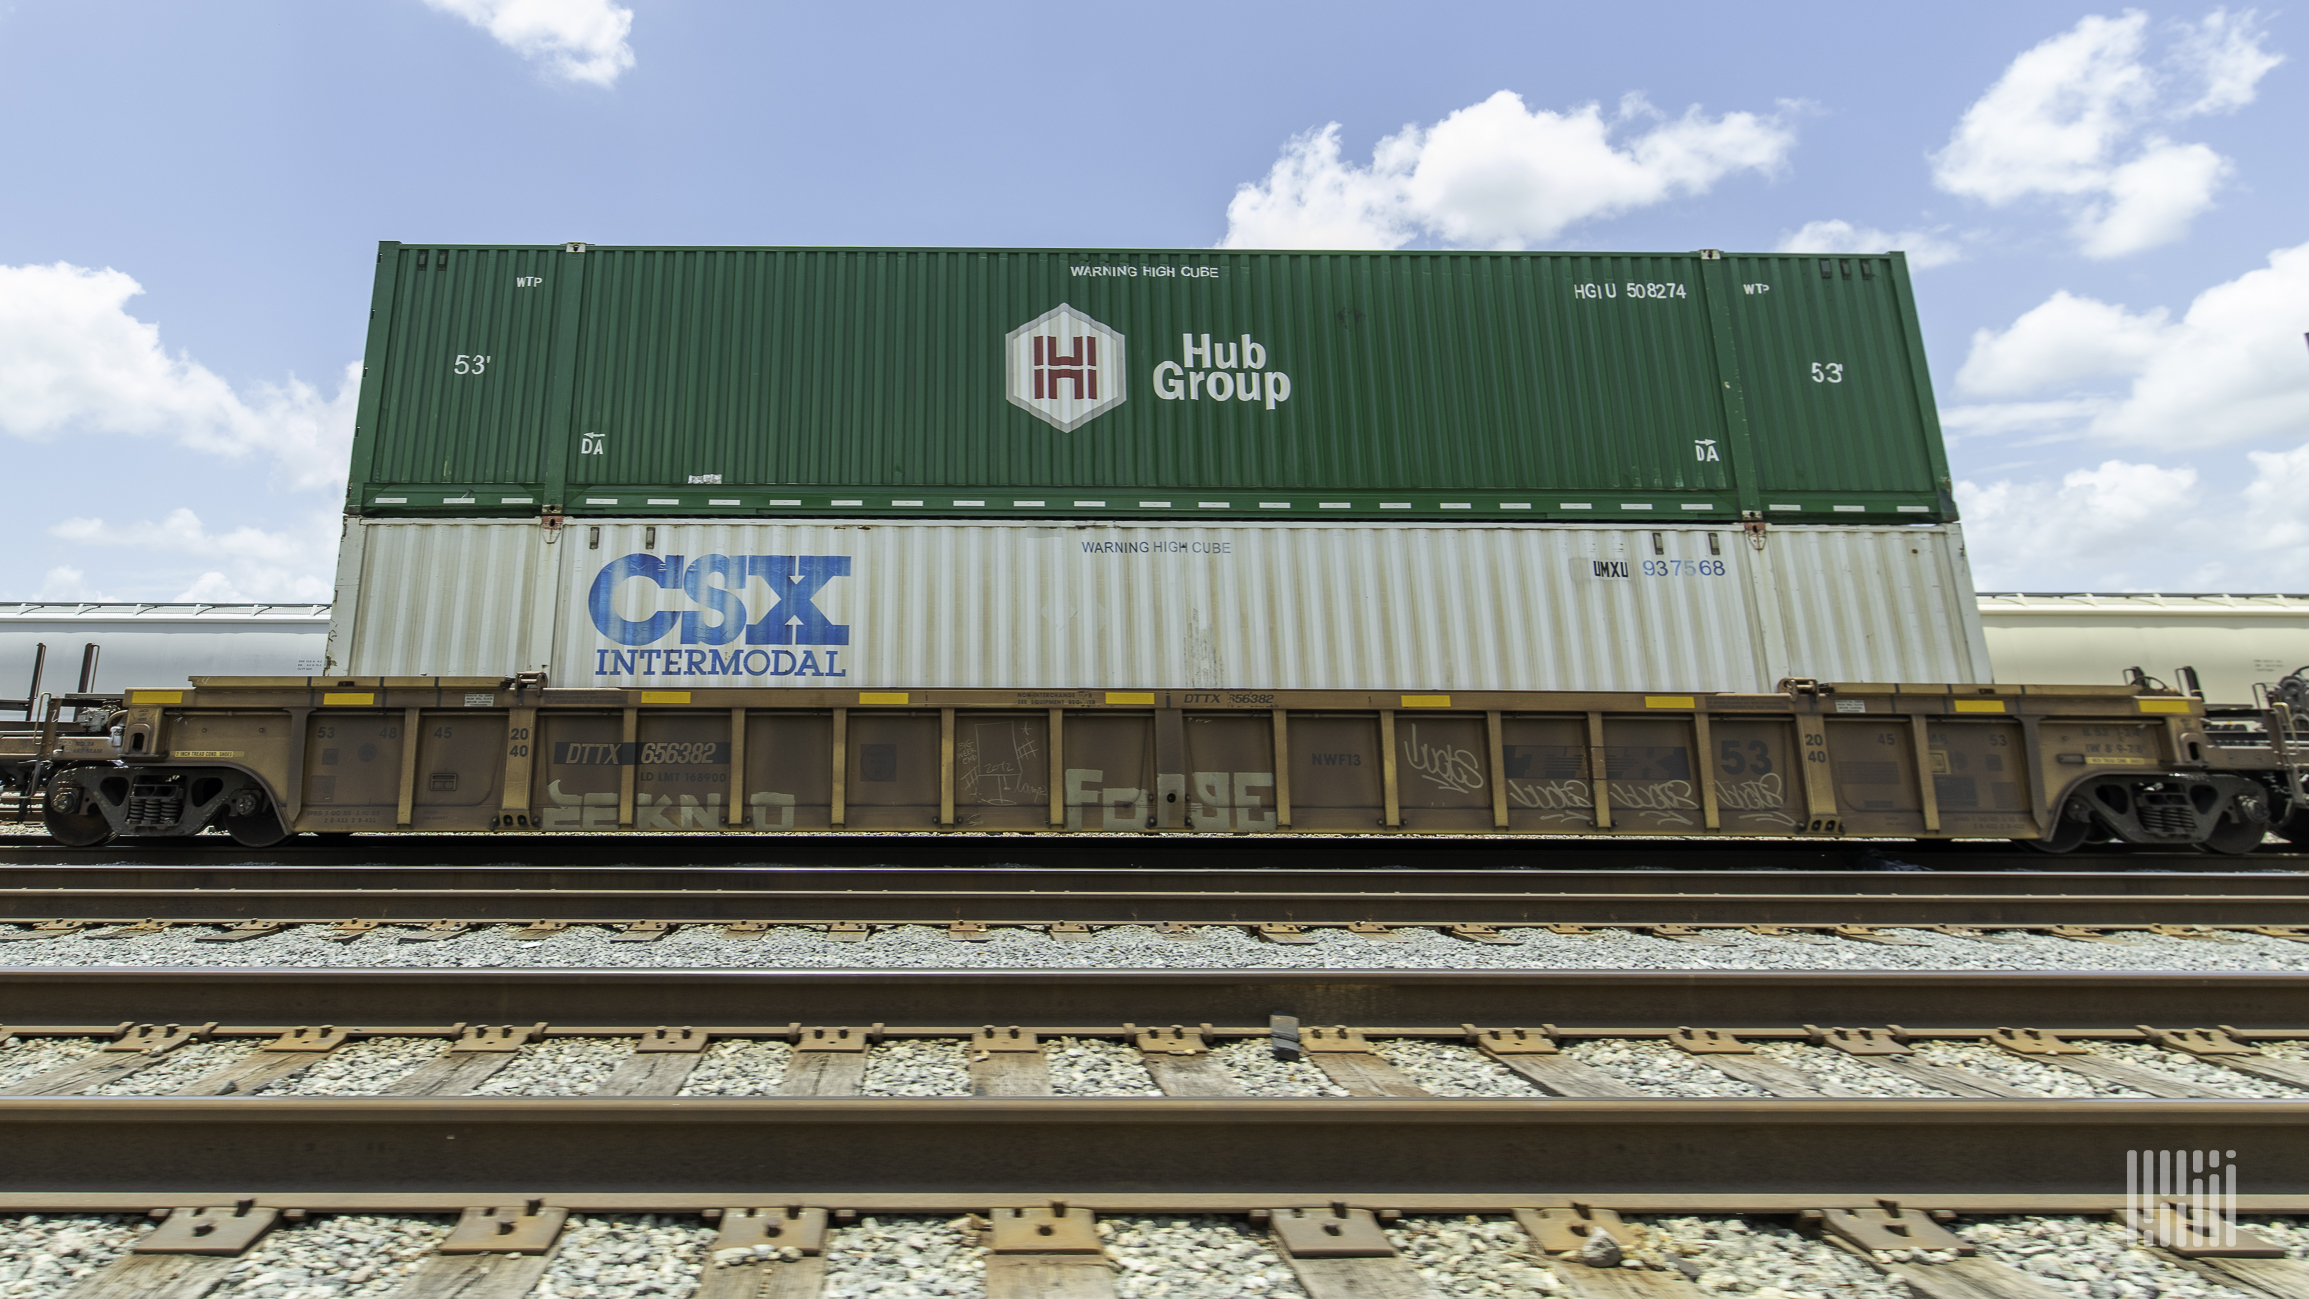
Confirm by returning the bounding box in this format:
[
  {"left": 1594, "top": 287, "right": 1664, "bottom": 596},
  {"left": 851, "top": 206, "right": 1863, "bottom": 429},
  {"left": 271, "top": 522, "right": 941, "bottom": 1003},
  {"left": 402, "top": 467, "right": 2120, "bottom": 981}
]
[
  {"left": 2022, "top": 798, "right": 2096, "bottom": 854},
  {"left": 2202, "top": 792, "right": 2272, "bottom": 856},
  {"left": 221, "top": 790, "right": 294, "bottom": 849},
  {"left": 41, "top": 787, "right": 114, "bottom": 848}
]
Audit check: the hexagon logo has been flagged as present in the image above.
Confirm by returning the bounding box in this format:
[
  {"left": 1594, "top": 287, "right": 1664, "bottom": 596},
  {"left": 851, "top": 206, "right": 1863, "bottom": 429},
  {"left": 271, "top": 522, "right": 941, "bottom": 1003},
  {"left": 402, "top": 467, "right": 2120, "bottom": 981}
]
[{"left": 1006, "top": 304, "right": 1126, "bottom": 432}]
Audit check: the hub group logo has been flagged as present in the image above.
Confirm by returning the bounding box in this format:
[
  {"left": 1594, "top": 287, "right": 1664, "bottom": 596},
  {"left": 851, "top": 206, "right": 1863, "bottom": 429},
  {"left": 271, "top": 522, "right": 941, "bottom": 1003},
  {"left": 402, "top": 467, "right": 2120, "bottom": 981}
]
[
  {"left": 1006, "top": 304, "right": 1126, "bottom": 431},
  {"left": 587, "top": 553, "right": 850, "bottom": 679}
]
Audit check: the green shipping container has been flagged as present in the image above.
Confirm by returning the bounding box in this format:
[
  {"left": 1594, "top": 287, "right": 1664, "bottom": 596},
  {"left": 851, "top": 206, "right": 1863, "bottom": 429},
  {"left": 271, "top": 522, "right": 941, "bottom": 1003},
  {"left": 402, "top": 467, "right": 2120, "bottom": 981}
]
[{"left": 345, "top": 244, "right": 1956, "bottom": 522}]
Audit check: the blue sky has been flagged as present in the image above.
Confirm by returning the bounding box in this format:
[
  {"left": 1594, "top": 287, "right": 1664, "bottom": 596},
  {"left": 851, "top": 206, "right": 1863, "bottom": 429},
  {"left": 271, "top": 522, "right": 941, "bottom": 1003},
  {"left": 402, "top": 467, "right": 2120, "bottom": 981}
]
[{"left": 1, "top": 0, "right": 2302, "bottom": 599}]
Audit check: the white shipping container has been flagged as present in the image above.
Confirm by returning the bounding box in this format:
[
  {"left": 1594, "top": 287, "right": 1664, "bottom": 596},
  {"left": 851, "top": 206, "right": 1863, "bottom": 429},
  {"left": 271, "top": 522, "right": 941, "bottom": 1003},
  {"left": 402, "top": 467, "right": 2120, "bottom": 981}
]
[{"left": 326, "top": 518, "right": 1991, "bottom": 692}]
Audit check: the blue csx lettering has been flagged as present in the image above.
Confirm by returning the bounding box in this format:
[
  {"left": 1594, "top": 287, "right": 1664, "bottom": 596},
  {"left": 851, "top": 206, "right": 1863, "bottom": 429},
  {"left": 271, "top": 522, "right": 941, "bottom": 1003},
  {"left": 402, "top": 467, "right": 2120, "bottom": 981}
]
[{"left": 587, "top": 554, "right": 851, "bottom": 646}]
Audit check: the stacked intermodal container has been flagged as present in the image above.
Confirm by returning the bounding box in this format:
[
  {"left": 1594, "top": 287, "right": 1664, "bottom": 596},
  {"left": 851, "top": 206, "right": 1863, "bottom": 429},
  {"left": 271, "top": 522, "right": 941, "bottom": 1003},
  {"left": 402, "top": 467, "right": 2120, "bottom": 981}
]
[{"left": 329, "top": 243, "right": 1981, "bottom": 692}]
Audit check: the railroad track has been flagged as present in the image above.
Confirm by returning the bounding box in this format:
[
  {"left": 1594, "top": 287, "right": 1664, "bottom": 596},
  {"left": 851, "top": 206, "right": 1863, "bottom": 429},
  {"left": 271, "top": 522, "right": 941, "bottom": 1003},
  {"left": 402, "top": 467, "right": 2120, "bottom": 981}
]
[
  {"left": 4, "top": 970, "right": 2309, "bottom": 1298},
  {"left": 4, "top": 831, "right": 2301, "bottom": 871},
  {"left": 1, "top": 863, "right": 2308, "bottom": 936}
]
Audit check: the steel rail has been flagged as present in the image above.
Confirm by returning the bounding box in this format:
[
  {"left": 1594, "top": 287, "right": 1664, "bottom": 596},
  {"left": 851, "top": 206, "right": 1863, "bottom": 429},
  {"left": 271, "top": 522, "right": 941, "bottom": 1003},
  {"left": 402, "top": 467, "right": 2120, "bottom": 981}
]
[
  {"left": 4, "top": 832, "right": 2299, "bottom": 872},
  {"left": 5, "top": 971, "right": 2309, "bottom": 1207},
  {"left": 2, "top": 1096, "right": 2304, "bottom": 1200},
  {"left": 5, "top": 968, "right": 2307, "bottom": 1032},
  {"left": 1, "top": 867, "right": 2307, "bottom": 926}
]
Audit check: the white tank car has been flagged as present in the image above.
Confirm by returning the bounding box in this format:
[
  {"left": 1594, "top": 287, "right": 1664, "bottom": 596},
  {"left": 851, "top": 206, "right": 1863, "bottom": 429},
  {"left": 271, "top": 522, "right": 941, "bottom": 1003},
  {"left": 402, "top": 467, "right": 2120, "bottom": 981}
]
[
  {"left": 1, "top": 603, "right": 328, "bottom": 709},
  {"left": 1977, "top": 593, "right": 2309, "bottom": 704}
]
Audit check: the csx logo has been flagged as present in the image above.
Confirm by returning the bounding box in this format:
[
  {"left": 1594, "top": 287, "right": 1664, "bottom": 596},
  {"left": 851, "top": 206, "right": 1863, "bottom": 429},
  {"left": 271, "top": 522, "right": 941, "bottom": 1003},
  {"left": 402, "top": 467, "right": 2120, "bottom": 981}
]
[{"left": 588, "top": 554, "right": 850, "bottom": 647}]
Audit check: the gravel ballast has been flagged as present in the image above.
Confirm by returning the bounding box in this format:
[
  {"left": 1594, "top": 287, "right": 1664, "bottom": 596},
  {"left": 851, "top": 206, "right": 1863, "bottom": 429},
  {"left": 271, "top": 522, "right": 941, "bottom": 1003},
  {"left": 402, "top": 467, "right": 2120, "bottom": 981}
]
[
  {"left": 1104, "top": 1216, "right": 1307, "bottom": 1296},
  {"left": 536, "top": 1213, "right": 711, "bottom": 1298},
  {"left": 0, "top": 1039, "right": 100, "bottom": 1090},
  {"left": 1958, "top": 1216, "right": 2262, "bottom": 1299},
  {"left": 468, "top": 1039, "right": 633, "bottom": 1097},
  {"left": 208, "top": 1214, "right": 449, "bottom": 1299},
  {"left": 1630, "top": 1215, "right": 1912, "bottom": 1298},
  {"left": 11, "top": 920, "right": 2309, "bottom": 972},
  {"left": 1045, "top": 1037, "right": 1163, "bottom": 1096},
  {"left": 1370, "top": 1039, "right": 1535, "bottom": 1096},
  {"left": 1750, "top": 1041, "right": 1955, "bottom": 1097},
  {"left": 861, "top": 1039, "right": 972, "bottom": 1097},
  {"left": 1384, "top": 1216, "right": 1559, "bottom": 1294},
  {"left": 675, "top": 1038, "right": 794, "bottom": 1096},
  {"left": 1565, "top": 1040, "right": 1769, "bottom": 1097},
  {"left": 1909, "top": 1042, "right": 2153, "bottom": 1098},
  {"left": 4, "top": 1212, "right": 2303, "bottom": 1297},
  {"left": 259, "top": 1037, "right": 443, "bottom": 1095},
  {"left": 819, "top": 1216, "right": 984, "bottom": 1299},
  {"left": 1209, "top": 1039, "right": 1347, "bottom": 1096},
  {"left": 0, "top": 1214, "right": 149, "bottom": 1298},
  {"left": 82, "top": 1039, "right": 254, "bottom": 1096}
]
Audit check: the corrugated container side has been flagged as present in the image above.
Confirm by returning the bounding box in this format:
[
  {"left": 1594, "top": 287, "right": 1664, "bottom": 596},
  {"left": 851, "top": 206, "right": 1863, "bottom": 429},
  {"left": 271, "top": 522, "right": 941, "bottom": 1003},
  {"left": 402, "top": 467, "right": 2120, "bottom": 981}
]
[
  {"left": 347, "top": 246, "right": 1952, "bottom": 523},
  {"left": 1724, "top": 252, "right": 1953, "bottom": 513},
  {"left": 1764, "top": 523, "right": 1988, "bottom": 683},
  {"left": 332, "top": 518, "right": 547, "bottom": 678},
  {"left": 359, "top": 246, "right": 567, "bottom": 493},
  {"left": 331, "top": 519, "right": 1986, "bottom": 691}
]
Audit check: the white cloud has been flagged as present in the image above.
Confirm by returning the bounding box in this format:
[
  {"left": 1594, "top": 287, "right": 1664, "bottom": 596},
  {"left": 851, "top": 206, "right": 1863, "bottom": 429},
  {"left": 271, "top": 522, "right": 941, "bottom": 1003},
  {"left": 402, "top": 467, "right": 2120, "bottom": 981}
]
[
  {"left": 2072, "top": 138, "right": 2228, "bottom": 257},
  {"left": 1960, "top": 443, "right": 2309, "bottom": 589},
  {"left": 421, "top": 0, "right": 635, "bottom": 87},
  {"left": 1930, "top": 10, "right": 2280, "bottom": 257},
  {"left": 1954, "top": 290, "right": 2173, "bottom": 399},
  {"left": 1946, "top": 240, "right": 2309, "bottom": 446},
  {"left": 1221, "top": 91, "right": 1795, "bottom": 250},
  {"left": 2173, "top": 7, "right": 2288, "bottom": 113},
  {"left": 0, "top": 263, "right": 357, "bottom": 492},
  {"left": 2242, "top": 442, "right": 2309, "bottom": 552},
  {"left": 1775, "top": 219, "right": 1963, "bottom": 269},
  {"left": 50, "top": 509, "right": 338, "bottom": 603},
  {"left": 1957, "top": 459, "right": 2201, "bottom": 587},
  {"left": 33, "top": 566, "right": 110, "bottom": 602}
]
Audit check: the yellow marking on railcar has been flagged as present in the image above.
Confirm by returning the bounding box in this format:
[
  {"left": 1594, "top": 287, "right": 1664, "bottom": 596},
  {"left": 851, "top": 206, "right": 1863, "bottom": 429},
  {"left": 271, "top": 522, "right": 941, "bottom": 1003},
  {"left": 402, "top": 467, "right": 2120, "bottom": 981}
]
[
  {"left": 1104, "top": 692, "right": 1155, "bottom": 706},
  {"left": 130, "top": 690, "right": 184, "bottom": 704},
  {"left": 858, "top": 692, "right": 911, "bottom": 705},
  {"left": 2135, "top": 699, "right": 2193, "bottom": 714},
  {"left": 639, "top": 691, "right": 691, "bottom": 704},
  {"left": 1400, "top": 694, "right": 1452, "bottom": 707},
  {"left": 1952, "top": 700, "right": 2006, "bottom": 713},
  {"left": 322, "top": 692, "right": 375, "bottom": 706},
  {"left": 1645, "top": 695, "right": 1696, "bottom": 709}
]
